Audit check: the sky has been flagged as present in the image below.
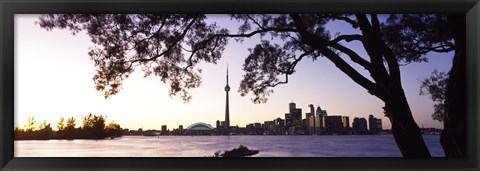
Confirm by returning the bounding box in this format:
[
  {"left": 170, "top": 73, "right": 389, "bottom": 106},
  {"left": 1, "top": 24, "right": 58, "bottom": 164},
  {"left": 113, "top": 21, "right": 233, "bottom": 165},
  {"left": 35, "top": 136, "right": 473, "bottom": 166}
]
[{"left": 14, "top": 14, "right": 453, "bottom": 131}]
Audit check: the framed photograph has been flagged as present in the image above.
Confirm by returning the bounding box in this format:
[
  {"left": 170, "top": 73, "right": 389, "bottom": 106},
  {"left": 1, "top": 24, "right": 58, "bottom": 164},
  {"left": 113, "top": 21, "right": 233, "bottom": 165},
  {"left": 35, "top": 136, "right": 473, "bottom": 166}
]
[{"left": 1, "top": 0, "right": 479, "bottom": 170}]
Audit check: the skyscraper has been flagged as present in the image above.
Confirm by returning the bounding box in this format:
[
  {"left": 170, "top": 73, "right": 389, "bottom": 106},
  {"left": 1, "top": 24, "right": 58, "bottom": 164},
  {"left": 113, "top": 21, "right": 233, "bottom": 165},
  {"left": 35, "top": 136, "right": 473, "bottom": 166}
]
[
  {"left": 306, "top": 104, "right": 315, "bottom": 134},
  {"left": 289, "top": 102, "right": 296, "bottom": 113},
  {"left": 368, "top": 115, "right": 381, "bottom": 135},
  {"left": 224, "top": 65, "right": 230, "bottom": 134},
  {"left": 353, "top": 117, "right": 368, "bottom": 134}
]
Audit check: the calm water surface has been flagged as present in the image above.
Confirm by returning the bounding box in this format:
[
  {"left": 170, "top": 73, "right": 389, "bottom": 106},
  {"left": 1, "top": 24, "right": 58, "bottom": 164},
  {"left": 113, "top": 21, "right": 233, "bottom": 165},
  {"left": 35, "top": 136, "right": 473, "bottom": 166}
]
[{"left": 15, "top": 135, "right": 444, "bottom": 157}]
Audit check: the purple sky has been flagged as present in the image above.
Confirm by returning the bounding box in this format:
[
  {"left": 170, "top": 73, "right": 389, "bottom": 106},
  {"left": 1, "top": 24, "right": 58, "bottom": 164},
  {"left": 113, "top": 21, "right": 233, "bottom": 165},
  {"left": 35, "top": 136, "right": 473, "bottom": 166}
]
[{"left": 15, "top": 14, "right": 452, "bottom": 130}]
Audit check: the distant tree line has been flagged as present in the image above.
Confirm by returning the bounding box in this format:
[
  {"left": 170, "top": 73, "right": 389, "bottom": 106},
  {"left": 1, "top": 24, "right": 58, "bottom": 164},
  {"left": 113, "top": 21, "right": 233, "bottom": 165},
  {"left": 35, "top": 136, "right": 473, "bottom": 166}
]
[{"left": 14, "top": 113, "right": 123, "bottom": 140}]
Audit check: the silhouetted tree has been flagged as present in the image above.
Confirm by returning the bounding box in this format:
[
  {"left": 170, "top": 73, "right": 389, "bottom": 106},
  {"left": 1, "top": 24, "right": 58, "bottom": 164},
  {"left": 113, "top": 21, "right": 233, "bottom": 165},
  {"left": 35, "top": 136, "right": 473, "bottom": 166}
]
[
  {"left": 106, "top": 121, "right": 123, "bottom": 137},
  {"left": 420, "top": 70, "right": 449, "bottom": 122},
  {"left": 81, "top": 113, "right": 107, "bottom": 139},
  {"left": 15, "top": 115, "right": 123, "bottom": 140},
  {"left": 14, "top": 126, "right": 25, "bottom": 140},
  {"left": 38, "top": 120, "right": 53, "bottom": 140},
  {"left": 65, "top": 116, "right": 76, "bottom": 139},
  {"left": 38, "top": 14, "right": 465, "bottom": 157},
  {"left": 382, "top": 14, "right": 466, "bottom": 157},
  {"left": 39, "top": 14, "right": 229, "bottom": 102},
  {"left": 441, "top": 15, "right": 466, "bottom": 158},
  {"left": 25, "top": 116, "right": 37, "bottom": 132},
  {"left": 56, "top": 117, "right": 66, "bottom": 138}
]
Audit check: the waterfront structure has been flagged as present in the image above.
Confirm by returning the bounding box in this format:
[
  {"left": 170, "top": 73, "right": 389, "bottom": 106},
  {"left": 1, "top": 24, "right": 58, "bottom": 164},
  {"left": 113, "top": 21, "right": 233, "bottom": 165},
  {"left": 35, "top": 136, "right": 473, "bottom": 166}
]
[
  {"left": 342, "top": 116, "right": 350, "bottom": 134},
  {"left": 353, "top": 117, "right": 368, "bottom": 134},
  {"left": 308, "top": 116, "right": 322, "bottom": 135},
  {"left": 274, "top": 117, "right": 285, "bottom": 135},
  {"left": 306, "top": 104, "right": 315, "bottom": 134},
  {"left": 289, "top": 102, "right": 296, "bottom": 113},
  {"left": 324, "top": 115, "right": 343, "bottom": 134},
  {"left": 368, "top": 115, "right": 382, "bottom": 134},
  {"left": 186, "top": 122, "right": 214, "bottom": 135},
  {"left": 315, "top": 105, "right": 328, "bottom": 134},
  {"left": 316, "top": 105, "right": 328, "bottom": 117},
  {"left": 179, "top": 125, "right": 183, "bottom": 135},
  {"left": 292, "top": 108, "right": 303, "bottom": 134},
  {"left": 315, "top": 116, "right": 323, "bottom": 134},
  {"left": 264, "top": 121, "right": 274, "bottom": 134},
  {"left": 161, "top": 125, "right": 167, "bottom": 135},
  {"left": 285, "top": 113, "right": 293, "bottom": 130},
  {"left": 224, "top": 65, "right": 231, "bottom": 134},
  {"left": 376, "top": 118, "right": 383, "bottom": 133},
  {"left": 286, "top": 102, "right": 303, "bottom": 134}
]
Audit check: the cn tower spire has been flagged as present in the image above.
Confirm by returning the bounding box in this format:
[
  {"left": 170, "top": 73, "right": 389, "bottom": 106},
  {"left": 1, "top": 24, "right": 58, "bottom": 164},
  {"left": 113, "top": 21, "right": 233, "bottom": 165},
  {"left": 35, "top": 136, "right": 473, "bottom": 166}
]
[
  {"left": 227, "top": 63, "right": 229, "bottom": 84},
  {"left": 224, "top": 63, "right": 231, "bottom": 134}
]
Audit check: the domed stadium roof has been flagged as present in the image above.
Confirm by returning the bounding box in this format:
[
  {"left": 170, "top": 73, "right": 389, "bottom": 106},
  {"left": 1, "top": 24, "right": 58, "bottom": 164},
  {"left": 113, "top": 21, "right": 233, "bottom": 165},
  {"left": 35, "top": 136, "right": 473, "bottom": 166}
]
[{"left": 186, "top": 122, "right": 214, "bottom": 131}]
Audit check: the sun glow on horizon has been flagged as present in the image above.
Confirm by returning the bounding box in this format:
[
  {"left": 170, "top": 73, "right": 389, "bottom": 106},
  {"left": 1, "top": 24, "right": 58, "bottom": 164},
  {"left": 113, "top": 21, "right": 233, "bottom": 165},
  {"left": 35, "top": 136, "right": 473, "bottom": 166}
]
[{"left": 15, "top": 14, "right": 449, "bottom": 131}]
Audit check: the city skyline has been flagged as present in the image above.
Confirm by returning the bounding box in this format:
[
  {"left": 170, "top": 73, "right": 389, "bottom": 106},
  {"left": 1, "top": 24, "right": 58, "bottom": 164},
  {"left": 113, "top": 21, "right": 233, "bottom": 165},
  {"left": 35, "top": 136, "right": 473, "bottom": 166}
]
[{"left": 15, "top": 14, "right": 452, "bottom": 131}]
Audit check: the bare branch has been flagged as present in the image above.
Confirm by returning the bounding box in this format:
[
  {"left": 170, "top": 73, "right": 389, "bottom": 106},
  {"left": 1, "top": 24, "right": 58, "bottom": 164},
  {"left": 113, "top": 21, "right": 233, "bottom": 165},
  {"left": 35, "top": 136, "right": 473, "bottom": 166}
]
[
  {"left": 126, "top": 17, "right": 199, "bottom": 68},
  {"left": 339, "top": 17, "right": 359, "bottom": 28},
  {"left": 247, "top": 14, "right": 265, "bottom": 29},
  {"left": 267, "top": 50, "right": 315, "bottom": 87},
  {"left": 327, "top": 41, "right": 371, "bottom": 70},
  {"left": 331, "top": 34, "right": 363, "bottom": 43}
]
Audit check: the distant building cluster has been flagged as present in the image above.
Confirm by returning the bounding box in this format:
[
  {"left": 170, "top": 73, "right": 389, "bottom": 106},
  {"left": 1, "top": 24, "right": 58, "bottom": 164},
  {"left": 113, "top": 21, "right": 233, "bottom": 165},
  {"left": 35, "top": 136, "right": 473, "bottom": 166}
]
[
  {"left": 229, "top": 102, "right": 385, "bottom": 135},
  {"left": 120, "top": 69, "right": 438, "bottom": 137},
  {"left": 123, "top": 102, "right": 390, "bottom": 136}
]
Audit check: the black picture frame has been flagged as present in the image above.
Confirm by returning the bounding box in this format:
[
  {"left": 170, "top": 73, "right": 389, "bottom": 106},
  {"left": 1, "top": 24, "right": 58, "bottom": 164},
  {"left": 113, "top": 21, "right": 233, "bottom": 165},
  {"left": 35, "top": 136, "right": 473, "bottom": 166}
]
[{"left": 1, "top": 0, "right": 479, "bottom": 170}]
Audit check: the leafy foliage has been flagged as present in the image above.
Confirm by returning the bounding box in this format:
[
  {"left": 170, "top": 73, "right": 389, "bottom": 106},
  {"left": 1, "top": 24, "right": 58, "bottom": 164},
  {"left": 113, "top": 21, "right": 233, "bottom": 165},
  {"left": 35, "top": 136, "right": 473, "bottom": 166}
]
[
  {"left": 420, "top": 70, "right": 449, "bottom": 122},
  {"left": 38, "top": 14, "right": 455, "bottom": 105},
  {"left": 382, "top": 14, "right": 454, "bottom": 64},
  {"left": 39, "top": 14, "right": 229, "bottom": 101}
]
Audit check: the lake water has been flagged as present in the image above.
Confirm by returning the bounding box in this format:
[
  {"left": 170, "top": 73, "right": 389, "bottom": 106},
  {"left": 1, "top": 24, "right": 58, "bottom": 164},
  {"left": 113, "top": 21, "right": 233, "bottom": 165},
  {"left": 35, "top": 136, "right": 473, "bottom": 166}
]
[{"left": 14, "top": 135, "right": 445, "bottom": 157}]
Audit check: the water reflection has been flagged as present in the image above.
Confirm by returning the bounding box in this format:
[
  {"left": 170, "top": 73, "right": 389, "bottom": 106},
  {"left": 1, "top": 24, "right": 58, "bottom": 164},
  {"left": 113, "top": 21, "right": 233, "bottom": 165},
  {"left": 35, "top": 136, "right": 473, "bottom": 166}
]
[{"left": 14, "top": 135, "right": 445, "bottom": 157}]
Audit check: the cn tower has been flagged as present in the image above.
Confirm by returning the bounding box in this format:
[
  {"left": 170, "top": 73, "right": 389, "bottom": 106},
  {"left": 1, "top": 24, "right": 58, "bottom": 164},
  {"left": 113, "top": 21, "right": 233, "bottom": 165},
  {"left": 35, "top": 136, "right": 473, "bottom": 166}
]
[{"left": 224, "top": 64, "right": 230, "bottom": 134}]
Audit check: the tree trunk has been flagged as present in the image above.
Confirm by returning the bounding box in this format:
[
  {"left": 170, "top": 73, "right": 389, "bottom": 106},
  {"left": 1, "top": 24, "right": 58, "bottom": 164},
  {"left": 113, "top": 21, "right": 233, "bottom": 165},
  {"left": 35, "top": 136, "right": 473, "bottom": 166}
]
[
  {"left": 384, "top": 85, "right": 432, "bottom": 157},
  {"left": 441, "top": 14, "right": 466, "bottom": 157}
]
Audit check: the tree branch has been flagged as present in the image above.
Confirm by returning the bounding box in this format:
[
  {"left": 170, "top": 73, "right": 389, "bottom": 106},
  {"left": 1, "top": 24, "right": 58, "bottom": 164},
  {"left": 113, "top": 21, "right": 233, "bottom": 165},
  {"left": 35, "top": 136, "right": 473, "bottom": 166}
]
[
  {"left": 268, "top": 49, "right": 315, "bottom": 87},
  {"left": 327, "top": 41, "right": 371, "bottom": 70},
  {"left": 331, "top": 34, "right": 363, "bottom": 43},
  {"left": 247, "top": 14, "right": 265, "bottom": 29},
  {"left": 355, "top": 14, "right": 391, "bottom": 86},
  {"left": 331, "top": 15, "right": 359, "bottom": 28},
  {"left": 126, "top": 16, "right": 199, "bottom": 68},
  {"left": 290, "top": 14, "right": 387, "bottom": 100}
]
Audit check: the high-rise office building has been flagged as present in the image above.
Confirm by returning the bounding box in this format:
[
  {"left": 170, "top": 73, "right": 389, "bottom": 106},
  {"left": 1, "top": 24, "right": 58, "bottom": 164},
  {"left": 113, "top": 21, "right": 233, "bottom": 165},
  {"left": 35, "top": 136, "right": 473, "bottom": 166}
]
[
  {"left": 306, "top": 104, "right": 315, "bottom": 134},
  {"left": 264, "top": 121, "right": 274, "bottom": 134},
  {"left": 342, "top": 116, "right": 350, "bottom": 134},
  {"left": 285, "top": 113, "right": 293, "bottom": 128},
  {"left": 274, "top": 117, "right": 285, "bottom": 135},
  {"left": 376, "top": 118, "right": 383, "bottom": 133},
  {"left": 316, "top": 105, "right": 328, "bottom": 117},
  {"left": 289, "top": 102, "right": 296, "bottom": 113},
  {"left": 292, "top": 108, "right": 303, "bottom": 134},
  {"left": 342, "top": 116, "right": 350, "bottom": 128},
  {"left": 314, "top": 105, "right": 327, "bottom": 134},
  {"left": 352, "top": 117, "right": 368, "bottom": 134},
  {"left": 369, "top": 115, "right": 380, "bottom": 134},
  {"left": 324, "top": 115, "right": 343, "bottom": 134},
  {"left": 161, "top": 125, "right": 167, "bottom": 135}
]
